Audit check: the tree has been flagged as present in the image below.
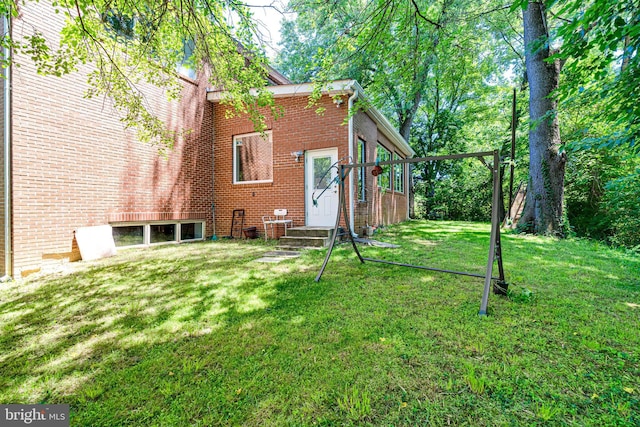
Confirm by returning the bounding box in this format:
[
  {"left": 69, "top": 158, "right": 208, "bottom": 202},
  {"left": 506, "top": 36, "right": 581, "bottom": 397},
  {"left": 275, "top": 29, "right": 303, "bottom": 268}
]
[
  {"left": 278, "top": 0, "right": 462, "bottom": 140},
  {"left": 515, "top": 0, "right": 639, "bottom": 235},
  {"left": 278, "top": 0, "right": 516, "bottom": 219},
  {"left": 518, "top": 1, "right": 567, "bottom": 235},
  {"left": 1, "top": 0, "right": 276, "bottom": 148}
]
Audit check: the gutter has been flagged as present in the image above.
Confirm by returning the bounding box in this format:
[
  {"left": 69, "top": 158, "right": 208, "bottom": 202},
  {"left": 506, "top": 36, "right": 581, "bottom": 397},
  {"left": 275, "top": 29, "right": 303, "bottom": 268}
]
[{"left": 2, "top": 14, "right": 11, "bottom": 280}]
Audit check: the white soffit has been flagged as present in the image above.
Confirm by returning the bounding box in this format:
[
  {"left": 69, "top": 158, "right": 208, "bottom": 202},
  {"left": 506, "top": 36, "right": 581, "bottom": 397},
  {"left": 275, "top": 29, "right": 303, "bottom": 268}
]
[{"left": 206, "top": 79, "right": 357, "bottom": 102}]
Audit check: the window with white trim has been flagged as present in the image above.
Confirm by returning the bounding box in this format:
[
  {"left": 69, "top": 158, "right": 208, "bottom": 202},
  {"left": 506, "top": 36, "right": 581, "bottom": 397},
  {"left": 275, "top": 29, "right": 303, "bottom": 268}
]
[
  {"left": 112, "top": 225, "right": 144, "bottom": 247},
  {"left": 233, "top": 132, "right": 273, "bottom": 184},
  {"left": 357, "top": 138, "right": 366, "bottom": 201},
  {"left": 394, "top": 153, "right": 405, "bottom": 193},
  {"left": 150, "top": 224, "right": 176, "bottom": 244},
  {"left": 180, "top": 222, "right": 203, "bottom": 240},
  {"left": 376, "top": 144, "right": 391, "bottom": 190},
  {"left": 112, "top": 221, "right": 205, "bottom": 247}
]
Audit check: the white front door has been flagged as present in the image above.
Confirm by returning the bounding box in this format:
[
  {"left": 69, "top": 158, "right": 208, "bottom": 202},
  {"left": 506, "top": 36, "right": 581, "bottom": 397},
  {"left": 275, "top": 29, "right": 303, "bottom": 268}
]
[{"left": 306, "top": 148, "right": 339, "bottom": 226}]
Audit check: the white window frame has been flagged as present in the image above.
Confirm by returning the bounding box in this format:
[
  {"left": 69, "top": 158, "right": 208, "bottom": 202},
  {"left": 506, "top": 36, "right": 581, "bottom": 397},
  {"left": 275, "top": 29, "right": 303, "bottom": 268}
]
[
  {"left": 233, "top": 131, "right": 273, "bottom": 184},
  {"left": 376, "top": 144, "right": 392, "bottom": 190},
  {"left": 112, "top": 221, "right": 206, "bottom": 248},
  {"left": 394, "top": 153, "right": 405, "bottom": 194},
  {"left": 178, "top": 221, "right": 205, "bottom": 242},
  {"left": 149, "top": 223, "right": 178, "bottom": 245},
  {"left": 357, "top": 138, "right": 366, "bottom": 201}
]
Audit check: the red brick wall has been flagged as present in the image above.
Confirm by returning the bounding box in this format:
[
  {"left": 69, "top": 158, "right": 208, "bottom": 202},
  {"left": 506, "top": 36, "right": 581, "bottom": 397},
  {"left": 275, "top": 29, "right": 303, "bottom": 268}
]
[
  {"left": 353, "top": 108, "right": 408, "bottom": 234},
  {"left": 214, "top": 95, "right": 409, "bottom": 238},
  {"left": 213, "top": 94, "right": 351, "bottom": 237},
  {"left": 10, "top": 1, "right": 214, "bottom": 276}
]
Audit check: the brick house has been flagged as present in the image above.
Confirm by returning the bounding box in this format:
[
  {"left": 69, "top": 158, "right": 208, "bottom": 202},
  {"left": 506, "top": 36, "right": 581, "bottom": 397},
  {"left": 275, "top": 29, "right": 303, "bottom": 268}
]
[
  {"left": 208, "top": 80, "right": 414, "bottom": 239},
  {"left": 0, "top": 3, "right": 412, "bottom": 278}
]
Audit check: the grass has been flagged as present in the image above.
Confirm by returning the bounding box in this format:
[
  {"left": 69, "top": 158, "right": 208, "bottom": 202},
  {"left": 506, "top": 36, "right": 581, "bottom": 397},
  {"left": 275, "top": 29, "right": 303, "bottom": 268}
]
[{"left": 0, "top": 220, "right": 638, "bottom": 426}]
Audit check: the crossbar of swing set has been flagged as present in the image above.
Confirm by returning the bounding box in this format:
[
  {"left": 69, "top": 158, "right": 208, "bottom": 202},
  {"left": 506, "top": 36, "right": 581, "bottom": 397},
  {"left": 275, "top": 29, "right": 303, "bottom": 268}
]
[
  {"left": 314, "top": 149, "right": 507, "bottom": 316},
  {"left": 360, "top": 258, "right": 503, "bottom": 280},
  {"left": 343, "top": 150, "right": 496, "bottom": 169}
]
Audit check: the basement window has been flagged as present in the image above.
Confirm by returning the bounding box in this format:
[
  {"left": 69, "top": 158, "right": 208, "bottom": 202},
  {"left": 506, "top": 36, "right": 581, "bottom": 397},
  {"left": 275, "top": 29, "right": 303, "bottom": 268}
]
[
  {"left": 180, "top": 222, "right": 203, "bottom": 241},
  {"left": 112, "top": 221, "right": 205, "bottom": 247},
  {"left": 150, "top": 224, "right": 176, "bottom": 244},
  {"left": 113, "top": 225, "right": 144, "bottom": 247}
]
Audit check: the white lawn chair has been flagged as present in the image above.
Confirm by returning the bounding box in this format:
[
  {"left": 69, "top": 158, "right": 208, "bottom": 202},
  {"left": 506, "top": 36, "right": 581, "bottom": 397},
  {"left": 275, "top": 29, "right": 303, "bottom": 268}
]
[{"left": 262, "top": 209, "right": 293, "bottom": 241}]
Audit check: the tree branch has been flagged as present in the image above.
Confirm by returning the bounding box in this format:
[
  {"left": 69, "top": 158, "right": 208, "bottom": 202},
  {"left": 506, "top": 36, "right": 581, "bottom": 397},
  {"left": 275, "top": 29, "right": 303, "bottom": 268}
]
[{"left": 410, "top": 0, "right": 442, "bottom": 28}]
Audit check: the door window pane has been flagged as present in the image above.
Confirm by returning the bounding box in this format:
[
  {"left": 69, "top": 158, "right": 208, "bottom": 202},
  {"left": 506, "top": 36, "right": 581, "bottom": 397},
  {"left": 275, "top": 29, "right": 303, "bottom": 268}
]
[
  {"left": 313, "top": 156, "right": 332, "bottom": 188},
  {"left": 150, "top": 224, "right": 176, "bottom": 243}
]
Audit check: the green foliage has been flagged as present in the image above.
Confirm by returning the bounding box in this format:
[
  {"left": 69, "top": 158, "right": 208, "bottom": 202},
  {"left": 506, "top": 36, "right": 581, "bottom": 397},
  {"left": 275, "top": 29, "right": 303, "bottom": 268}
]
[
  {"left": 507, "top": 287, "right": 534, "bottom": 303},
  {"left": 602, "top": 169, "right": 640, "bottom": 249},
  {"left": 535, "top": 402, "right": 561, "bottom": 421},
  {"left": 562, "top": 87, "right": 640, "bottom": 250},
  {"left": 3, "top": 0, "right": 275, "bottom": 148},
  {"left": 412, "top": 85, "right": 526, "bottom": 222},
  {"left": 511, "top": 0, "right": 640, "bottom": 153},
  {"left": 415, "top": 159, "right": 494, "bottom": 221},
  {"left": 551, "top": 0, "right": 640, "bottom": 153},
  {"left": 278, "top": 0, "right": 512, "bottom": 140}
]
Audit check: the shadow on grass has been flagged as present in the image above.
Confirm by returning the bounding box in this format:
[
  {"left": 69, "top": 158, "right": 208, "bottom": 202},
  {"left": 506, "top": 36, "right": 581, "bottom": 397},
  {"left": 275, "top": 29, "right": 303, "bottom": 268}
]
[
  {"left": 0, "top": 242, "right": 321, "bottom": 394},
  {"left": 0, "top": 221, "right": 638, "bottom": 426}
]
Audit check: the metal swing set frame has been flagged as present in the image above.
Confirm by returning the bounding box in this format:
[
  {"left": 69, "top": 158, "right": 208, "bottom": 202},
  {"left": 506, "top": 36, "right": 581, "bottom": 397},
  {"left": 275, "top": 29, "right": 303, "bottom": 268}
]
[{"left": 314, "top": 149, "right": 508, "bottom": 316}]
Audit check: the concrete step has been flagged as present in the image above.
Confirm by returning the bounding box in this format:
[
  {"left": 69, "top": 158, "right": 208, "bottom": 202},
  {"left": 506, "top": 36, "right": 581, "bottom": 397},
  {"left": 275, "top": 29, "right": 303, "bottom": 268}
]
[
  {"left": 275, "top": 244, "right": 326, "bottom": 251},
  {"left": 286, "top": 226, "right": 334, "bottom": 238},
  {"left": 278, "top": 235, "right": 330, "bottom": 248},
  {"left": 255, "top": 250, "right": 302, "bottom": 263}
]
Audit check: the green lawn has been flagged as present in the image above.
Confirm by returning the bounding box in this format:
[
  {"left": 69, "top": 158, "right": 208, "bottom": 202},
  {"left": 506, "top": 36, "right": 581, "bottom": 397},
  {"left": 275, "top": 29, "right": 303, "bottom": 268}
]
[{"left": 1, "top": 221, "right": 638, "bottom": 426}]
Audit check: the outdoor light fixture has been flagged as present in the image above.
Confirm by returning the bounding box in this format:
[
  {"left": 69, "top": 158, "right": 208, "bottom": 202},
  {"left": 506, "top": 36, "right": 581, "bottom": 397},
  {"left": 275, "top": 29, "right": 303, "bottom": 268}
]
[{"left": 291, "top": 150, "right": 303, "bottom": 162}]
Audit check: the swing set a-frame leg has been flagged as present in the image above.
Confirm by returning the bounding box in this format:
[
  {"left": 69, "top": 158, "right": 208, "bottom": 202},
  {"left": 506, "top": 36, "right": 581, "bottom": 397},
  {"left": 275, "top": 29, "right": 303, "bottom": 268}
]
[
  {"left": 315, "top": 165, "right": 362, "bottom": 282},
  {"left": 493, "top": 226, "right": 508, "bottom": 295},
  {"left": 479, "top": 150, "right": 502, "bottom": 316}
]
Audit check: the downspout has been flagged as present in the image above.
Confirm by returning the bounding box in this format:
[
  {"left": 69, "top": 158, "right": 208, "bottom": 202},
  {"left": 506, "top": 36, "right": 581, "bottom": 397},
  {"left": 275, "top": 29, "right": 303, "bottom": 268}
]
[
  {"left": 347, "top": 84, "right": 358, "bottom": 237},
  {"left": 2, "top": 14, "right": 12, "bottom": 280}
]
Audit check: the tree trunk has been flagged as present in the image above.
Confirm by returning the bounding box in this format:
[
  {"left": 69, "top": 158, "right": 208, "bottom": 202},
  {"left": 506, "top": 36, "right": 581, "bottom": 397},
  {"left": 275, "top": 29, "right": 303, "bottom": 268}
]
[{"left": 519, "top": 1, "right": 567, "bottom": 235}]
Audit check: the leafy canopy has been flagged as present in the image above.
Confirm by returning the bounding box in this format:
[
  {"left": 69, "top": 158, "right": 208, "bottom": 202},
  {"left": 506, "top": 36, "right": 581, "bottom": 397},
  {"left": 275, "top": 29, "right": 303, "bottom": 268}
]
[
  {"left": 554, "top": 0, "right": 639, "bottom": 154},
  {"left": 1, "top": 0, "right": 276, "bottom": 148},
  {"left": 277, "top": 0, "right": 514, "bottom": 144},
  {"left": 512, "top": 0, "right": 640, "bottom": 154}
]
